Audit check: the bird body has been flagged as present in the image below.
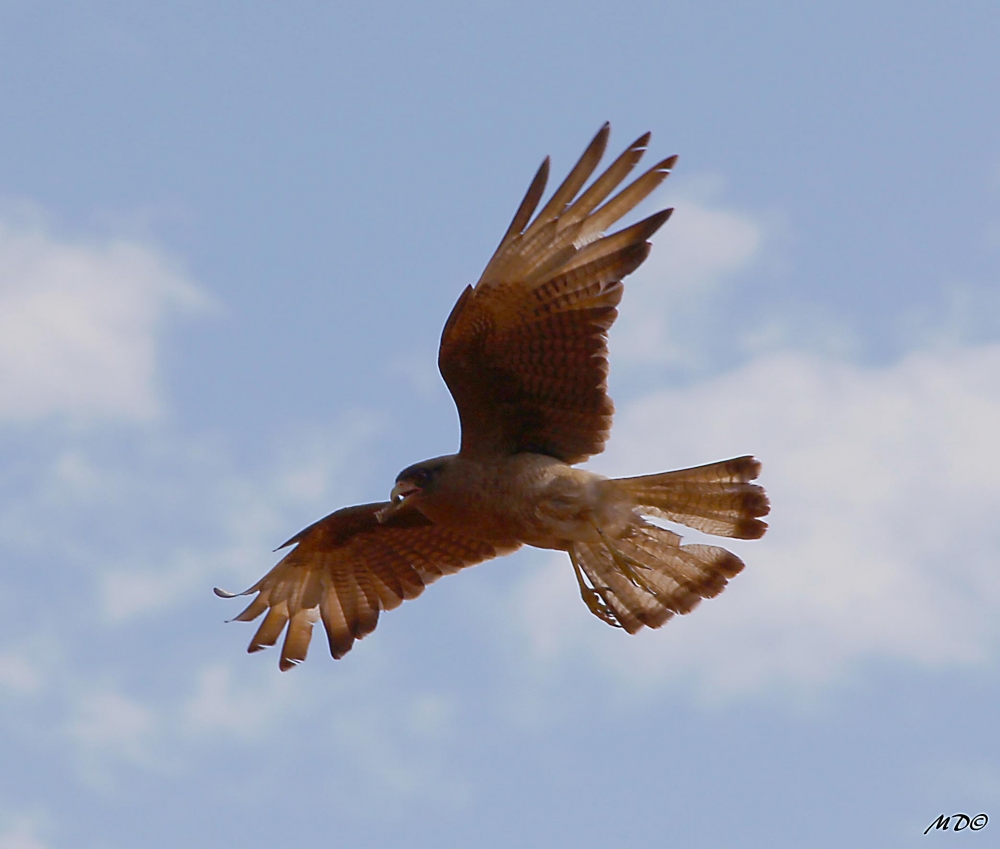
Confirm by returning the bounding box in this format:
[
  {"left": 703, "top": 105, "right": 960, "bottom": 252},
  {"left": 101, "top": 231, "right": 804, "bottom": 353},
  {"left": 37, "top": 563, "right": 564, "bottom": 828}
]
[
  {"left": 386, "top": 452, "right": 630, "bottom": 550},
  {"left": 216, "top": 124, "right": 770, "bottom": 669}
]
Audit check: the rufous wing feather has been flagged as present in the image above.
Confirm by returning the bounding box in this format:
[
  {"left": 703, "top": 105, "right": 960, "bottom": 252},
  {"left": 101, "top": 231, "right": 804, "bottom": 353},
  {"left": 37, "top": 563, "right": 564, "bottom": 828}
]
[
  {"left": 215, "top": 503, "right": 520, "bottom": 669},
  {"left": 439, "top": 124, "right": 677, "bottom": 463}
]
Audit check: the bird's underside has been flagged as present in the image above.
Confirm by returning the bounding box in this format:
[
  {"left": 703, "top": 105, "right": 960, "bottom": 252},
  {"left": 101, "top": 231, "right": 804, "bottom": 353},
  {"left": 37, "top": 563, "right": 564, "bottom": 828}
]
[{"left": 216, "top": 123, "right": 770, "bottom": 670}]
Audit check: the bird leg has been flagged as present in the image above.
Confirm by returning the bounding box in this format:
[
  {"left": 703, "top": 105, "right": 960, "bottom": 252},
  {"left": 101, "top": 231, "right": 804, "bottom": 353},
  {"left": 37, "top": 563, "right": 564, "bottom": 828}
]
[
  {"left": 591, "top": 523, "right": 663, "bottom": 600},
  {"left": 568, "top": 547, "right": 622, "bottom": 628}
]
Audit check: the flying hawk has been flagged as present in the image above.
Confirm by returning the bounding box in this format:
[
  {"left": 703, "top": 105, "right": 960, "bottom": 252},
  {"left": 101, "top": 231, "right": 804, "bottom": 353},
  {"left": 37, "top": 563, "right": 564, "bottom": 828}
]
[{"left": 216, "top": 124, "right": 769, "bottom": 669}]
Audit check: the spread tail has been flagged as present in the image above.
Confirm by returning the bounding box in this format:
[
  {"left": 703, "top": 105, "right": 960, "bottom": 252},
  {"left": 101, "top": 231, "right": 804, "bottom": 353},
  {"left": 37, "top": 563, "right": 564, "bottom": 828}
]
[
  {"left": 568, "top": 456, "right": 769, "bottom": 633},
  {"left": 612, "top": 455, "right": 769, "bottom": 539}
]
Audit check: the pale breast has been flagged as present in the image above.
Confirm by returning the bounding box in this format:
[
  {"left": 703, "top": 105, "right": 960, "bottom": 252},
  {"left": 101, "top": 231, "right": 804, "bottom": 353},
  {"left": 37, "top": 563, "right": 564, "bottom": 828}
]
[{"left": 422, "top": 453, "right": 629, "bottom": 550}]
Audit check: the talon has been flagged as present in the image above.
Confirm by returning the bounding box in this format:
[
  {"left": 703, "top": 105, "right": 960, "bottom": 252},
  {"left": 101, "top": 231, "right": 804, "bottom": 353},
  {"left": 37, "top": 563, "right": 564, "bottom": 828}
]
[
  {"left": 592, "top": 524, "right": 664, "bottom": 600},
  {"left": 569, "top": 548, "right": 622, "bottom": 628}
]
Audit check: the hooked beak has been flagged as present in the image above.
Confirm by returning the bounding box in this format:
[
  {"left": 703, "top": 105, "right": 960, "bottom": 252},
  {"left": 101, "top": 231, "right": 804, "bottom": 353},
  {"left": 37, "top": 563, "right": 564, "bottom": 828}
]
[
  {"left": 390, "top": 480, "right": 420, "bottom": 505},
  {"left": 377, "top": 480, "right": 420, "bottom": 524}
]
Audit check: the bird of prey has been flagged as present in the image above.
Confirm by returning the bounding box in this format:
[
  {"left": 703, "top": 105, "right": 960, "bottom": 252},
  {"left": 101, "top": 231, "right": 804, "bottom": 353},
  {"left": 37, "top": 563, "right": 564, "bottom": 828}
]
[{"left": 216, "top": 123, "right": 769, "bottom": 670}]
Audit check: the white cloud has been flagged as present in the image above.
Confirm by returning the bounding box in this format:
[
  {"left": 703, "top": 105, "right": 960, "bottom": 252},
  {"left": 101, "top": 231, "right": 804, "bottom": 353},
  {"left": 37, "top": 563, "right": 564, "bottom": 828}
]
[
  {"left": 182, "top": 664, "right": 297, "bottom": 739},
  {"left": 66, "top": 688, "right": 158, "bottom": 768},
  {"left": 0, "top": 215, "right": 209, "bottom": 423},
  {"left": 179, "top": 664, "right": 467, "bottom": 803},
  {"left": 100, "top": 554, "right": 206, "bottom": 623},
  {"left": 324, "top": 690, "right": 471, "bottom": 805},
  {"left": 406, "top": 691, "right": 458, "bottom": 741},
  {"left": 514, "top": 342, "right": 1000, "bottom": 701},
  {"left": 0, "top": 819, "right": 49, "bottom": 849},
  {"left": 614, "top": 190, "right": 770, "bottom": 367},
  {"left": 95, "top": 414, "right": 385, "bottom": 622},
  {"left": 0, "top": 651, "right": 43, "bottom": 694}
]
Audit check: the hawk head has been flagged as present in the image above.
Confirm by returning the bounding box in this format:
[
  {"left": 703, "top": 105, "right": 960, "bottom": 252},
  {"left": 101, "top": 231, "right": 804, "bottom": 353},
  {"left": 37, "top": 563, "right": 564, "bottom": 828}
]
[{"left": 390, "top": 456, "right": 451, "bottom": 508}]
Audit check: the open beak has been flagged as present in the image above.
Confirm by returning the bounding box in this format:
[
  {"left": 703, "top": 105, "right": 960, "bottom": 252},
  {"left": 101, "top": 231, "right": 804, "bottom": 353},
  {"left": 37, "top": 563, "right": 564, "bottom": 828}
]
[
  {"left": 390, "top": 481, "right": 420, "bottom": 505},
  {"left": 377, "top": 480, "right": 420, "bottom": 524}
]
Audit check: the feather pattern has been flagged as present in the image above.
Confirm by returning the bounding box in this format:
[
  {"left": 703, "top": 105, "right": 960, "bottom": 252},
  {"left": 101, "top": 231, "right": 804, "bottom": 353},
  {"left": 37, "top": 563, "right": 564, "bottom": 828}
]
[
  {"left": 440, "top": 129, "right": 677, "bottom": 463},
  {"left": 572, "top": 521, "right": 746, "bottom": 634},
  {"left": 217, "top": 126, "right": 769, "bottom": 670},
  {"left": 215, "top": 503, "right": 520, "bottom": 669},
  {"left": 613, "top": 456, "right": 770, "bottom": 539}
]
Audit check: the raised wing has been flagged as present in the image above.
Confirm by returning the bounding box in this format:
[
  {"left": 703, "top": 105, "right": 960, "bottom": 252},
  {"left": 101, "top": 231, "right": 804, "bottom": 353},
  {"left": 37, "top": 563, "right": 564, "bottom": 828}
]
[
  {"left": 439, "top": 123, "right": 676, "bottom": 463},
  {"left": 215, "top": 503, "right": 520, "bottom": 669}
]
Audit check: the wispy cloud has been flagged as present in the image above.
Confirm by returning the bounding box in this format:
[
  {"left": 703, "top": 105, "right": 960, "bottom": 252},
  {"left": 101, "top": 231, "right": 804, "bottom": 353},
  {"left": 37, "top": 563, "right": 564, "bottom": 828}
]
[
  {"left": 0, "top": 651, "right": 44, "bottom": 695},
  {"left": 513, "top": 342, "right": 1000, "bottom": 702},
  {"left": 0, "top": 816, "right": 49, "bottom": 849},
  {"left": 65, "top": 686, "right": 162, "bottom": 783},
  {"left": 613, "top": 187, "right": 773, "bottom": 368},
  {"left": 0, "top": 215, "right": 209, "bottom": 424},
  {"left": 182, "top": 663, "right": 298, "bottom": 740}
]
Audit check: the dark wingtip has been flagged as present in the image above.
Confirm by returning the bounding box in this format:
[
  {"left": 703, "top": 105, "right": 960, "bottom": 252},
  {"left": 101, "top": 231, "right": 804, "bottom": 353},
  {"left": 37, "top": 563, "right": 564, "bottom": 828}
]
[
  {"left": 586, "top": 124, "right": 611, "bottom": 164},
  {"left": 727, "top": 455, "right": 762, "bottom": 482},
  {"left": 214, "top": 587, "right": 238, "bottom": 598},
  {"left": 735, "top": 518, "right": 769, "bottom": 540},
  {"left": 642, "top": 207, "right": 674, "bottom": 239},
  {"left": 741, "top": 487, "right": 771, "bottom": 519},
  {"left": 717, "top": 550, "right": 746, "bottom": 578}
]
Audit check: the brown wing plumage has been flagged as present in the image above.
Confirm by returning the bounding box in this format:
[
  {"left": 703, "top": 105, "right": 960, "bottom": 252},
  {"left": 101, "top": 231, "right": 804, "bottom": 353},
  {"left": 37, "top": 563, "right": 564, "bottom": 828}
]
[
  {"left": 439, "top": 123, "right": 677, "bottom": 463},
  {"left": 215, "top": 503, "right": 521, "bottom": 669}
]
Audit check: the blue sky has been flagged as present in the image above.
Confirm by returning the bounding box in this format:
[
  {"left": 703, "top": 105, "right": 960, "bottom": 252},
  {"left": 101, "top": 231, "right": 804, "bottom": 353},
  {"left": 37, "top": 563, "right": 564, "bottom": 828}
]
[{"left": 2, "top": 2, "right": 999, "bottom": 847}]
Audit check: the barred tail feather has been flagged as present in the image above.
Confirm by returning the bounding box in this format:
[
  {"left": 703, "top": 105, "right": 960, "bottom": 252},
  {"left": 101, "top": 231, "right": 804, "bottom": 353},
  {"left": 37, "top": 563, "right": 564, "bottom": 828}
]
[
  {"left": 612, "top": 455, "right": 770, "bottom": 540},
  {"left": 570, "top": 522, "right": 745, "bottom": 634},
  {"left": 568, "top": 456, "right": 767, "bottom": 633}
]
